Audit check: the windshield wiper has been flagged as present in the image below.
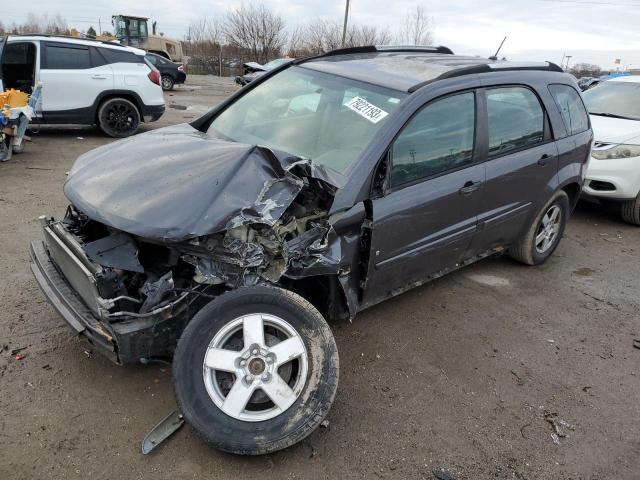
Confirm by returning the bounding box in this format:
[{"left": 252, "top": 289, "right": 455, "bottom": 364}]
[{"left": 590, "top": 112, "right": 640, "bottom": 121}]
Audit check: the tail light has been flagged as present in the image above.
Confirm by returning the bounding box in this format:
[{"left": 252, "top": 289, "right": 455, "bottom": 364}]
[
  {"left": 178, "top": 65, "right": 184, "bottom": 72},
  {"left": 148, "top": 67, "right": 161, "bottom": 86}
]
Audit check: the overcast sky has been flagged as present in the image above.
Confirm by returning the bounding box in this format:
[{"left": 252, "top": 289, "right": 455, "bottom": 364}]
[{"left": 8, "top": 0, "right": 640, "bottom": 69}]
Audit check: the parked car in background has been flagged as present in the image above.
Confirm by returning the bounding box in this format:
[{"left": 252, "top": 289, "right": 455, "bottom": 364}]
[
  {"left": 235, "top": 58, "right": 293, "bottom": 86},
  {"left": 582, "top": 76, "right": 640, "bottom": 225},
  {"left": 578, "top": 76, "right": 600, "bottom": 91},
  {"left": 0, "top": 35, "right": 165, "bottom": 137},
  {"left": 30, "top": 46, "right": 591, "bottom": 456},
  {"left": 145, "top": 52, "right": 186, "bottom": 91}
]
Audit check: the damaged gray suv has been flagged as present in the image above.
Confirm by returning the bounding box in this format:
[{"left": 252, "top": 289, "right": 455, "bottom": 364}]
[{"left": 30, "top": 46, "right": 592, "bottom": 455}]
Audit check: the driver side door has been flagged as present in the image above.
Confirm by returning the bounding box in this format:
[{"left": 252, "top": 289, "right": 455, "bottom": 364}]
[{"left": 362, "top": 91, "right": 485, "bottom": 307}]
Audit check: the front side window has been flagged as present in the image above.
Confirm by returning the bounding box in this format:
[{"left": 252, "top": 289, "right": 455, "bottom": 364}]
[
  {"left": 45, "top": 44, "right": 91, "bottom": 69},
  {"left": 390, "top": 92, "right": 475, "bottom": 187},
  {"left": 487, "top": 87, "right": 545, "bottom": 157},
  {"left": 549, "top": 84, "right": 589, "bottom": 136},
  {"left": 208, "top": 66, "right": 405, "bottom": 174},
  {"left": 582, "top": 81, "right": 640, "bottom": 120}
]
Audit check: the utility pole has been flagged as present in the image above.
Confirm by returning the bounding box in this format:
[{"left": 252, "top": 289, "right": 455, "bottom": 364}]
[
  {"left": 565, "top": 55, "right": 572, "bottom": 70},
  {"left": 341, "top": 0, "right": 351, "bottom": 48},
  {"left": 98, "top": 19, "right": 102, "bottom": 35}
]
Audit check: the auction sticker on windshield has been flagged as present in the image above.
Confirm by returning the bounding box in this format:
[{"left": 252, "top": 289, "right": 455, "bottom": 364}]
[{"left": 344, "top": 96, "right": 389, "bottom": 124}]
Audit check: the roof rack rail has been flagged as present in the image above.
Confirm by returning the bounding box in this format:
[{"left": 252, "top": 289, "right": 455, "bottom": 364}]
[
  {"left": 317, "top": 44, "right": 454, "bottom": 59},
  {"left": 8, "top": 33, "right": 127, "bottom": 49},
  {"left": 408, "top": 61, "right": 566, "bottom": 93},
  {"left": 375, "top": 45, "right": 454, "bottom": 55}
]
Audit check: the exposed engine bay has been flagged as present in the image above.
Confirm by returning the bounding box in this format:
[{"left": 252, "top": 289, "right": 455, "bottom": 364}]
[{"left": 58, "top": 174, "right": 337, "bottom": 321}]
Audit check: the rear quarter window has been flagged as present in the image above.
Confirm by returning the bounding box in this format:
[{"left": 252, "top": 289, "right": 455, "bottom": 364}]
[
  {"left": 98, "top": 48, "right": 142, "bottom": 65},
  {"left": 548, "top": 84, "right": 589, "bottom": 136}
]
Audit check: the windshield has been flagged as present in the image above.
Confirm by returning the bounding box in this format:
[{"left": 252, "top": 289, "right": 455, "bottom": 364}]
[
  {"left": 208, "top": 66, "right": 405, "bottom": 173},
  {"left": 582, "top": 81, "right": 640, "bottom": 120}
]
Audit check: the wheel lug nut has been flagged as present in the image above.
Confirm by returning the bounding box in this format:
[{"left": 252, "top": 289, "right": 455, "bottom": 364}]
[
  {"left": 251, "top": 349, "right": 258, "bottom": 355},
  {"left": 262, "top": 374, "right": 269, "bottom": 382},
  {"left": 266, "top": 357, "right": 273, "bottom": 364},
  {"left": 239, "top": 360, "right": 246, "bottom": 367},
  {"left": 245, "top": 375, "right": 253, "bottom": 383}
]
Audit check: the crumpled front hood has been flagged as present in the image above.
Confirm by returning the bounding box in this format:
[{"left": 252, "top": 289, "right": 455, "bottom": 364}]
[
  {"left": 590, "top": 114, "right": 640, "bottom": 145},
  {"left": 64, "top": 124, "right": 340, "bottom": 242}
]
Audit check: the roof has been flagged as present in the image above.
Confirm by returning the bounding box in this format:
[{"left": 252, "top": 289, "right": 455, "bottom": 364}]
[
  {"left": 6, "top": 34, "right": 145, "bottom": 55},
  {"left": 300, "top": 48, "right": 563, "bottom": 92}
]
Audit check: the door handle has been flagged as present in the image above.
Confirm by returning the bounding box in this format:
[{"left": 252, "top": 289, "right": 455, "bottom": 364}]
[
  {"left": 459, "top": 180, "right": 482, "bottom": 196},
  {"left": 91, "top": 75, "right": 107, "bottom": 79},
  {"left": 538, "top": 154, "right": 551, "bottom": 166}
]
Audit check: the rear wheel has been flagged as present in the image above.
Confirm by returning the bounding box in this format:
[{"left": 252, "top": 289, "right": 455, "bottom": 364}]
[
  {"left": 97, "top": 98, "right": 140, "bottom": 138},
  {"left": 161, "top": 75, "right": 175, "bottom": 91},
  {"left": 620, "top": 194, "right": 640, "bottom": 226},
  {"left": 173, "top": 286, "right": 339, "bottom": 455},
  {"left": 509, "top": 190, "right": 569, "bottom": 265}
]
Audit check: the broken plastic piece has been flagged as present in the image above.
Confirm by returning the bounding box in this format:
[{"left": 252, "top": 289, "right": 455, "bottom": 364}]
[{"left": 141, "top": 409, "right": 185, "bottom": 454}]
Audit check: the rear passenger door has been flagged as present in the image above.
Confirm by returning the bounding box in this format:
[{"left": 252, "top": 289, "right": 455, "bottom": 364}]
[
  {"left": 40, "top": 42, "right": 114, "bottom": 119},
  {"left": 363, "top": 91, "right": 484, "bottom": 305},
  {"left": 470, "top": 86, "right": 559, "bottom": 253}
]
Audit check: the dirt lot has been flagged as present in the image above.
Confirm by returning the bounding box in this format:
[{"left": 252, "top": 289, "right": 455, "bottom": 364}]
[{"left": 1, "top": 76, "right": 639, "bottom": 479}]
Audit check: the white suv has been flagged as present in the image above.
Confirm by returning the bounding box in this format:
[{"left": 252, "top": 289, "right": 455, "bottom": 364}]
[
  {"left": 0, "top": 35, "right": 165, "bottom": 137},
  {"left": 582, "top": 76, "right": 640, "bottom": 225}
]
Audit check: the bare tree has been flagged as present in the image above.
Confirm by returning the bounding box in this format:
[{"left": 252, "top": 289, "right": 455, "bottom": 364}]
[
  {"left": 223, "top": 3, "right": 286, "bottom": 64},
  {"left": 185, "top": 18, "right": 224, "bottom": 75},
  {"left": 397, "top": 6, "right": 433, "bottom": 45},
  {"left": 295, "top": 20, "right": 392, "bottom": 55},
  {"left": 12, "top": 13, "right": 69, "bottom": 35}
]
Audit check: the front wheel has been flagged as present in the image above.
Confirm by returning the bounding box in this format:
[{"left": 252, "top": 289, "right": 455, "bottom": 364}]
[
  {"left": 620, "top": 194, "right": 640, "bottom": 226},
  {"left": 509, "top": 190, "right": 570, "bottom": 265},
  {"left": 173, "top": 286, "right": 339, "bottom": 455},
  {"left": 97, "top": 98, "right": 140, "bottom": 138}
]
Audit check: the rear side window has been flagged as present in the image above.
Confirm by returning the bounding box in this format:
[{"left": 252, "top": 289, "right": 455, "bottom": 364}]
[
  {"left": 486, "top": 87, "right": 545, "bottom": 157},
  {"left": 548, "top": 84, "right": 589, "bottom": 136},
  {"left": 391, "top": 92, "right": 476, "bottom": 187},
  {"left": 98, "top": 48, "right": 141, "bottom": 64},
  {"left": 44, "top": 44, "right": 91, "bottom": 69}
]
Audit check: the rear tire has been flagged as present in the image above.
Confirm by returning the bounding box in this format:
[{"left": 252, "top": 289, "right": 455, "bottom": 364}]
[
  {"left": 173, "top": 285, "right": 339, "bottom": 455},
  {"left": 97, "top": 98, "right": 140, "bottom": 138},
  {"left": 161, "top": 75, "right": 175, "bottom": 91},
  {"left": 620, "top": 194, "right": 640, "bottom": 226},
  {"left": 509, "top": 190, "right": 570, "bottom": 265}
]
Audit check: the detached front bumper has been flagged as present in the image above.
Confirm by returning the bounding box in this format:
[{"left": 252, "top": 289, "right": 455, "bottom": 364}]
[{"left": 29, "top": 231, "right": 189, "bottom": 365}]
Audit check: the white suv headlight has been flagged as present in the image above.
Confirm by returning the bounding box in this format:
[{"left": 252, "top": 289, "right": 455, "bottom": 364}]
[{"left": 592, "top": 144, "right": 640, "bottom": 160}]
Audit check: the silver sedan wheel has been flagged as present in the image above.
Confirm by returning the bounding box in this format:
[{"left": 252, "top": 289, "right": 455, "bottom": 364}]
[
  {"left": 535, "top": 205, "right": 562, "bottom": 254},
  {"left": 202, "top": 313, "right": 308, "bottom": 422}
]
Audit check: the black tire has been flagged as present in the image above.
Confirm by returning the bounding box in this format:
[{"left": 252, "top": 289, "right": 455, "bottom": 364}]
[
  {"left": 161, "top": 75, "right": 175, "bottom": 91},
  {"left": 97, "top": 98, "right": 140, "bottom": 138},
  {"left": 620, "top": 194, "right": 640, "bottom": 226},
  {"left": 173, "top": 285, "right": 339, "bottom": 455},
  {"left": 509, "top": 190, "right": 570, "bottom": 265}
]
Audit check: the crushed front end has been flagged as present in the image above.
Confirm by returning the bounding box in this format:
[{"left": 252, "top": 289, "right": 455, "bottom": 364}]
[{"left": 29, "top": 209, "right": 205, "bottom": 364}]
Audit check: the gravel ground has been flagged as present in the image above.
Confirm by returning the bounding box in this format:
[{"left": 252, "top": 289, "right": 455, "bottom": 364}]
[{"left": 1, "top": 75, "right": 639, "bottom": 480}]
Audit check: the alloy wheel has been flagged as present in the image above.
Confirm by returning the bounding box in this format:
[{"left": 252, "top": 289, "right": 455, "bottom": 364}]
[
  {"left": 535, "top": 205, "right": 562, "bottom": 254},
  {"left": 202, "top": 313, "right": 308, "bottom": 422}
]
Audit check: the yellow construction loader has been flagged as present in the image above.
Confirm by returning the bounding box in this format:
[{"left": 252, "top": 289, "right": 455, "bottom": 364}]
[{"left": 111, "top": 15, "right": 185, "bottom": 62}]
